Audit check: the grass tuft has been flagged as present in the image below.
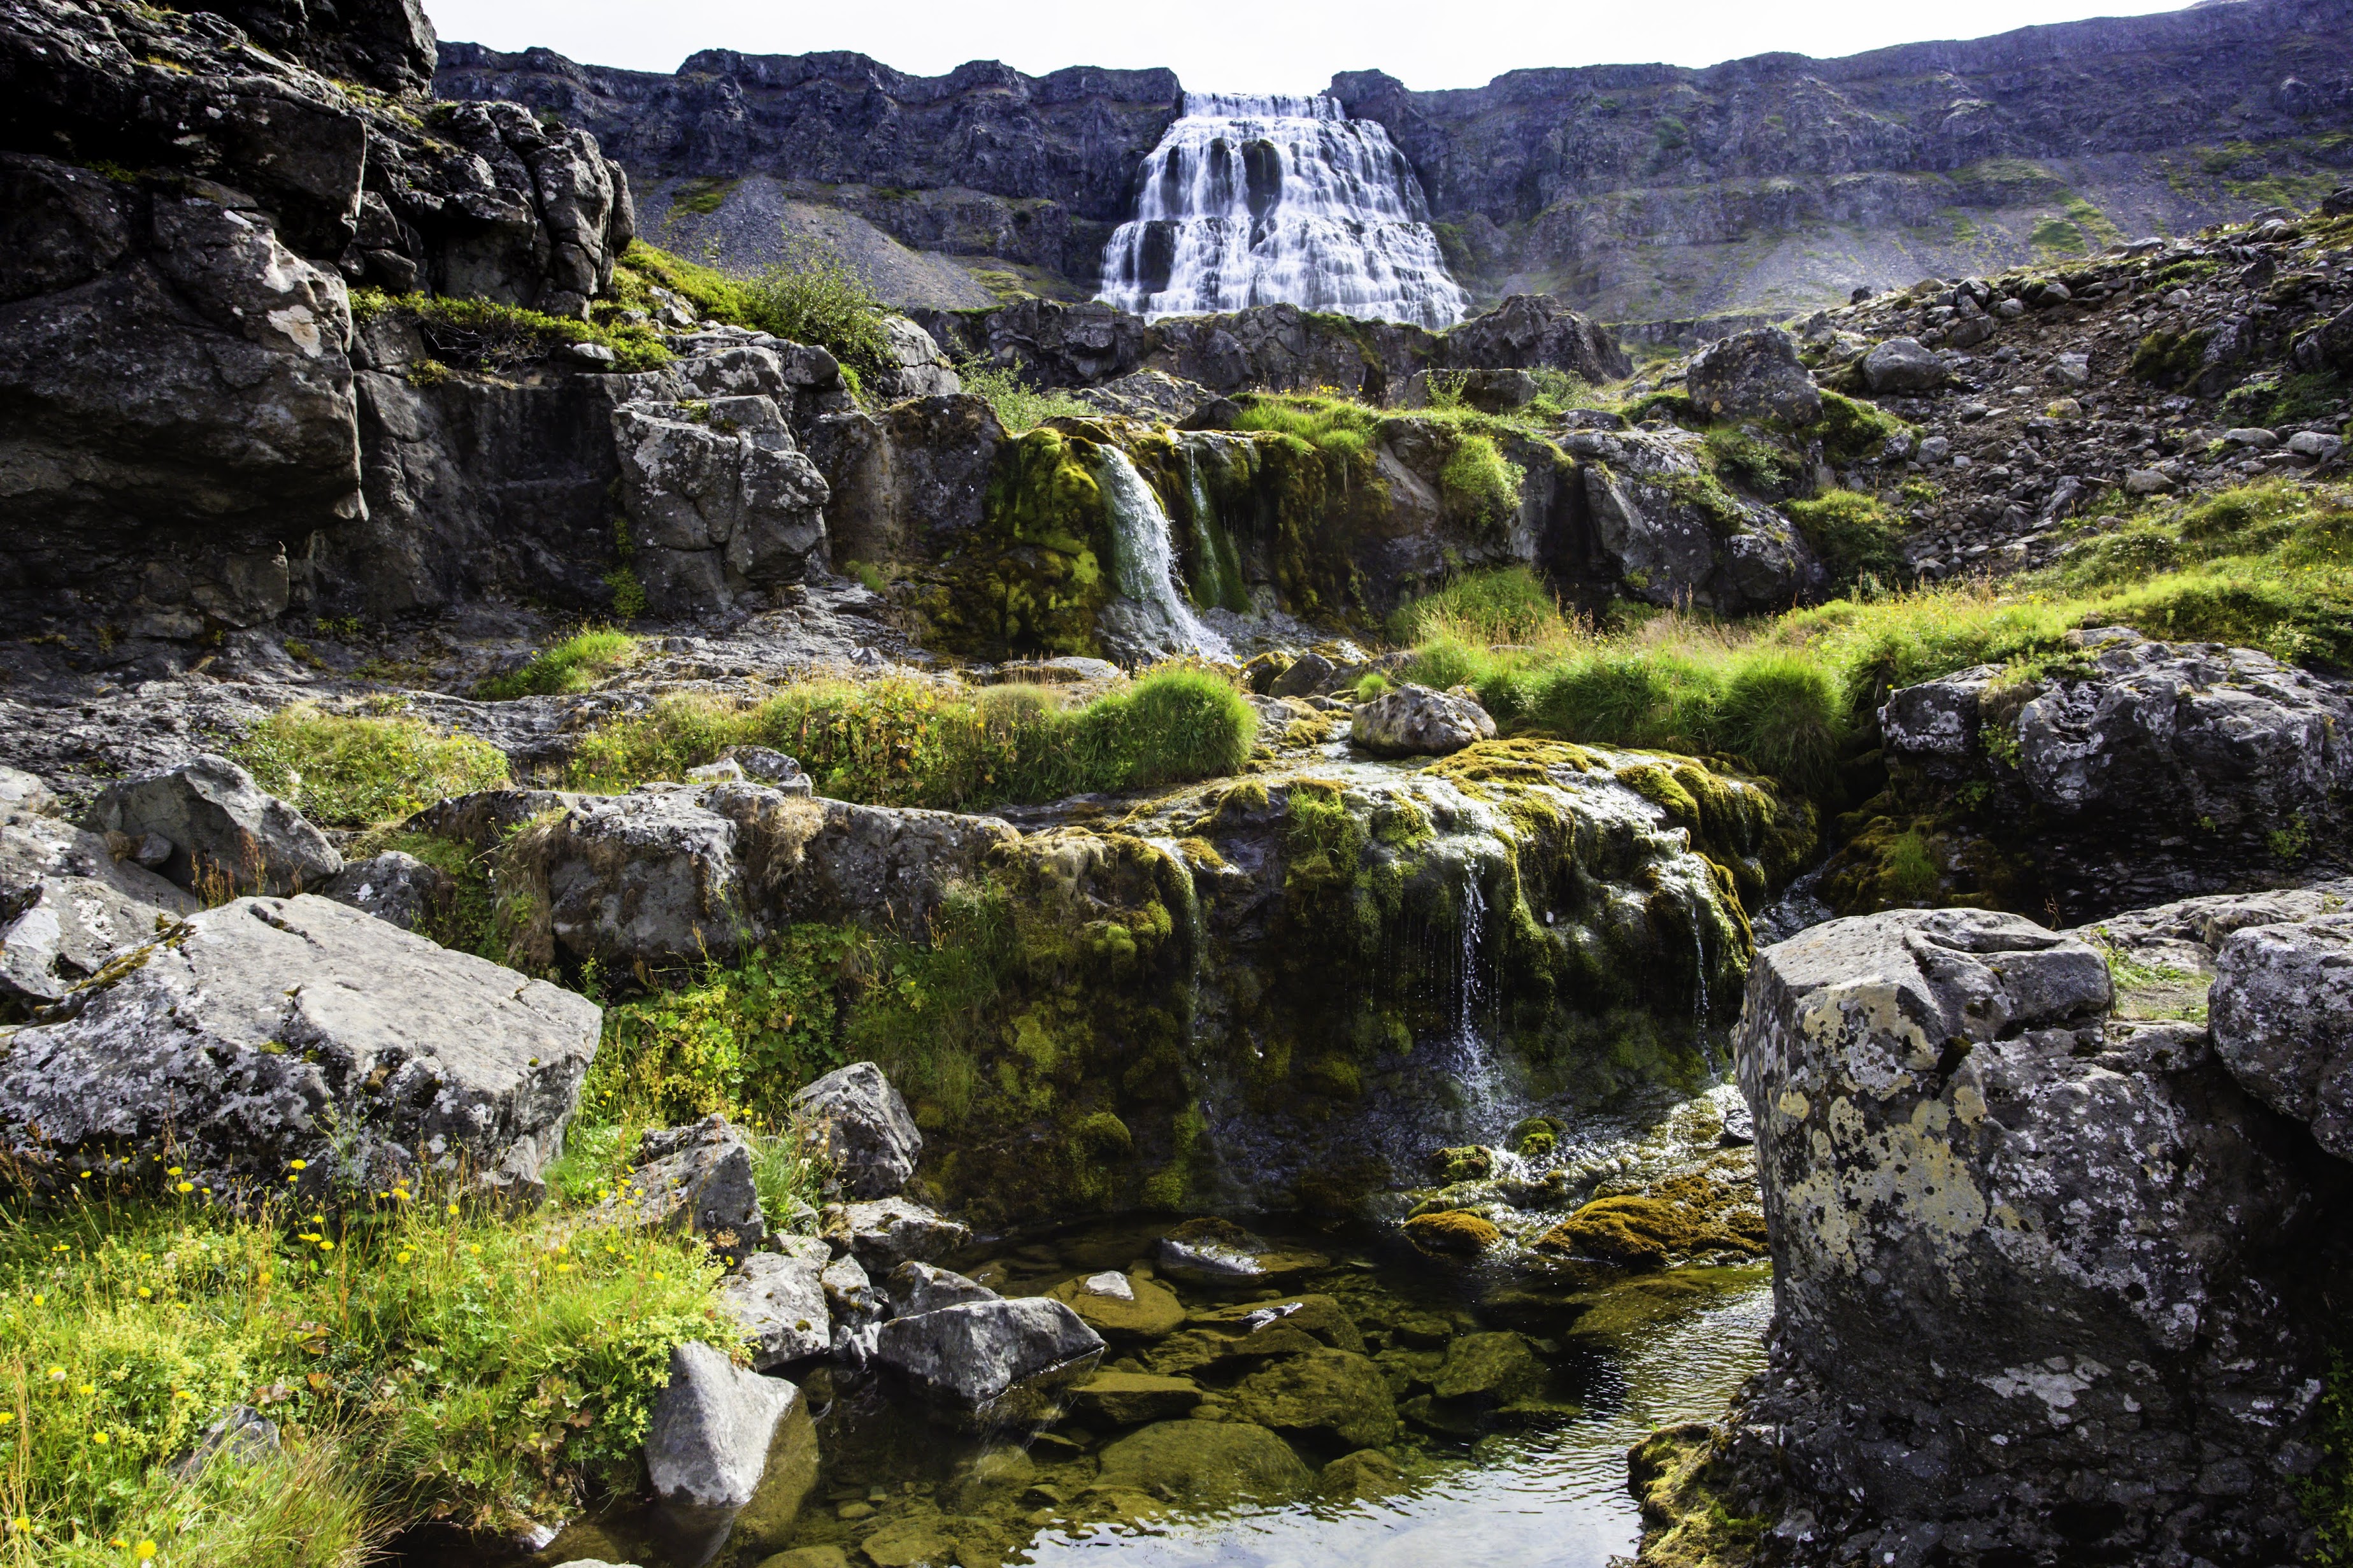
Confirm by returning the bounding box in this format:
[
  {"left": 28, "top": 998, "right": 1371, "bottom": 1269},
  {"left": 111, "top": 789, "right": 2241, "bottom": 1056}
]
[
  {"left": 476, "top": 629, "right": 643, "bottom": 699},
  {"left": 231, "top": 704, "right": 511, "bottom": 829}
]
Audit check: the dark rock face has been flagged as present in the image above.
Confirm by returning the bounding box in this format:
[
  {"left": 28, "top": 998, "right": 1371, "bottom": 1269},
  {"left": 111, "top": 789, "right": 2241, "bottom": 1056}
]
[
  {"left": 1717, "top": 904, "right": 2351, "bottom": 1567},
  {"left": 1831, "top": 627, "right": 2353, "bottom": 921},
  {"left": 435, "top": 43, "right": 1178, "bottom": 284},
  {"left": 1685, "top": 328, "right": 1820, "bottom": 425},
  {"left": 0, "top": 0, "right": 637, "bottom": 636}
]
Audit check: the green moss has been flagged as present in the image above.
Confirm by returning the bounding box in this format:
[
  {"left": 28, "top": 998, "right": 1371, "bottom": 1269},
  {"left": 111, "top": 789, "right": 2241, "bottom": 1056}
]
[
  {"left": 1438, "top": 431, "right": 1526, "bottom": 531},
  {"left": 1700, "top": 427, "right": 1794, "bottom": 494},
  {"left": 1787, "top": 489, "right": 1908, "bottom": 595},
  {"left": 922, "top": 427, "right": 1115, "bottom": 657},
  {"left": 2299, "top": 1351, "right": 2353, "bottom": 1564},
  {"left": 349, "top": 288, "right": 671, "bottom": 373},
  {"left": 2129, "top": 327, "right": 2213, "bottom": 387},
  {"left": 669, "top": 175, "right": 738, "bottom": 216},
  {"left": 1814, "top": 390, "right": 1912, "bottom": 467}
]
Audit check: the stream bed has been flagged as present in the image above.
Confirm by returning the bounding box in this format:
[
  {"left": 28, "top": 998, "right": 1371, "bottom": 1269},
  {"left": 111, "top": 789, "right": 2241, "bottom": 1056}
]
[{"left": 430, "top": 1219, "right": 1771, "bottom": 1568}]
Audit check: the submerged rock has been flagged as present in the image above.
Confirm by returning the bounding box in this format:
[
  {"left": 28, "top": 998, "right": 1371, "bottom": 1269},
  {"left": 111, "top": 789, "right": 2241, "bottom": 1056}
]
[
  {"left": 0, "top": 894, "right": 597, "bottom": 1194},
  {"left": 1233, "top": 1347, "right": 1398, "bottom": 1448},
  {"left": 1092, "top": 1419, "right": 1313, "bottom": 1508},
  {"left": 1047, "top": 1269, "right": 1184, "bottom": 1338},
  {"left": 1349, "top": 684, "right": 1497, "bottom": 757},
  {"left": 87, "top": 754, "right": 340, "bottom": 897},
  {"left": 789, "top": 1061, "right": 922, "bottom": 1199},
  {"left": 873, "top": 1297, "right": 1105, "bottom": 1428},
  {"left": 1401, "top": 1209, "right": 1500, "bottom": 1254},
  {"left": 1154, "top": 1218, "right": 1327, "bottom": 1286},
  {"left": 1068, "top": 1371, "right": 1204, "bottom": 1425}
]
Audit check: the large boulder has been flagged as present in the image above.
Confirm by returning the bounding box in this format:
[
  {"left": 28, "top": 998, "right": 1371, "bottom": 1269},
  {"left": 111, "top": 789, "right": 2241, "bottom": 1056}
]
[
  {"left": 825, "top": 1195, "right": 971, "bottom": 1272},
  {"left": 643, "top": 1342, "right": 818, "bottom": 1554},
  {"left": 789, "top": 1061, "right": 922, "bottom": 1199},
  {"left": 2210, "top": 913, "right": 2353, "bottom": 1160},
  {"left": 1685, "top": 327, "right": 1822, "bottom": 425},
  {"left": 612, "top": 392, "right": 831, "bottom": 614},
  {"left": 1, "top": 809, "right": 197, "bottom": 1015},
  {"left": 890, "top": 1260, "right": 1000, "bottom": 1315},
  {"left": 1349, "top": 684, "right": 1497, "bottom": 757},
  {"left": 1560, "top": 425, "right": 1824, "bottom": 613},
  {"left": 874, "top": 1297, "right": 1106, "bottom": 1428},
  {"left": 1860, "top": 336, "right": 1947, "bottom": 393},
  {"left": 0, "top": 894, "right": 597, "bottom": 1194},
  {"left": 1433, "top": 294, "right": 1633, "bottom": 383},
  {"left": 1720, "top": 904, "right": 2343, "bottom": 1565},
  {"left": 87, "top": 755, "right": 341, "bottom": 898},
  {"left": 869, "top": 316, "right": 962, "bottom": 402},
  {"left": 320, "top": 851, "right": 453, "bottom": 932}
]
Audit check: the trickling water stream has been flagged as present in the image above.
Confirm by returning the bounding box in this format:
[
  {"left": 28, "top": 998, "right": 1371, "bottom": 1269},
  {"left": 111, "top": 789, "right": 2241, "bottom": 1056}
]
[{"left": 1098, "top": 94, "right": 1468, "bottom": 329}]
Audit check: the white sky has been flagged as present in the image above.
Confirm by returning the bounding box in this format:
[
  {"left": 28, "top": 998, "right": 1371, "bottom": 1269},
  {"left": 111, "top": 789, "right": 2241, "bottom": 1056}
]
[{"left": 429, "top": 0, "right": 2203, "bottom": 94}]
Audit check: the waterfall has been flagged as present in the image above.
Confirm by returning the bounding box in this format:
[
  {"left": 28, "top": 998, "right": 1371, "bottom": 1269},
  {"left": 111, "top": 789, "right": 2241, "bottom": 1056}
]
[
  {"left": 1447, "top": 867, "right": 1509, "bottom": 1142},
  {"left": 1098, "top": 91, "right": 1469, "bottom": 330},
  {"left": 1091, "top": 446, "right": 1232, "bottom": 662}
]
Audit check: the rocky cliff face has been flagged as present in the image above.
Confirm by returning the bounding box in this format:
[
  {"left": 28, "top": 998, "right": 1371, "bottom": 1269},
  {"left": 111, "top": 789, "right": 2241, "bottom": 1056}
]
[
  {"left": 433, "top": 44, "right": 1178, "bottom": 294},
  {"left": 434, "top": 0, "right": 2353, "bottom": 319}
]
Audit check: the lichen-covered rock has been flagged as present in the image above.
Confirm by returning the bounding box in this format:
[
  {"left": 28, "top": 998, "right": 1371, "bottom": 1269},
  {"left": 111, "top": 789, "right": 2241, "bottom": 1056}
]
[
  {"left": 0, "top": 894, "right": 597, "bottom": 1194},
  {"left": 869, "top": 316, "right": 961, "bottom": 402},
  {"left": 320, "top": 851, "right": 453, "bottom": 932},
  {"left": 874, "top": 1297, "right": 1105, "bottom": 1427},
  {"left": 890, "top": 1260, "right": 999, "bottom": 1315},
  {"left": 1685, "top": 327, "right": 1822, "bottom": 425},
  {"left": 2209, "top": 913, "right": 2353, "bottom": 1160},
  {"left": 826, "top": 1196, "right": 971, "bottom": 1272},
  {"left": 612, "top": 392, "right": 831, "bottom": 613},
  {"left": 643, "top": 1342, "right": 817, "bottom": 1549},
  {"left": 789, "top": 1061, "right": 921, "bottom": 1199},
  {"left": 1715, "top": 904, "right": 2345, "bottom": 1566},
  {"left": 1559, "top": 425, "right": 1823, "bottom": 614},
  {"left": 0, "top": 812, "right": 196, "bottom": 1015},
  {"left": 720, "top": 1239, "right": 832, "bottom": 1370},
  {"left": 603, "top": 1115, "right": 767, "bottom": 1262},
  {"left": 1349, "top": 685, "right": 1496, "bottom": 757},
  {"left": 87, "top": 755, "right": 341, "bottom": 898}
]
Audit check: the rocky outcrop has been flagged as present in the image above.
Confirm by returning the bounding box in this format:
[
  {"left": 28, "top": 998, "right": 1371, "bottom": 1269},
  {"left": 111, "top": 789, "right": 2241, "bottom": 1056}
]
[
  {"left": 790, "top": 1061, "right": 922, "bottom": 1199},
  {"left": 912, "top": 294, "right": 1628, "bottom": 401},
  {"left": 612, "top": 391, "right": 831, "bottom": 613},
  {"left": 1827, "top": 627, "right": 2353, "bottom": 920},
  {"left": 1559, "top": 424, "right": 1825, "bottom": 613},
  {"left": 0, "top": 893, "right": 599, "bottom": 1194},
  {"left": 1653, "top": 903, "right": 2352, "bottom": 1566},
  {"left": 2210, "top": 915, "right": 2353, "bottom": 1159}
]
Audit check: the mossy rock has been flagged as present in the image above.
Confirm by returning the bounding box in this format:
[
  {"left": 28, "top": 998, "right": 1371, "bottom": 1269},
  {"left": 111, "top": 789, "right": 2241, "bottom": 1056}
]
[
  {"left": 1069, "top": 1370, "right": 1203, "bottom": 1425},
  {"left": 920, "top": 427, "right": 1116, "bottom": 659},
  {"left": 1187, "top": 1293, "right": 1366, "bottom": 1355},
  {"left": 1233, "top": 1347, "right": 1400, "bottom": 1448},
  {"left": 1049, "top": 1271, "right": 1186, "bottom": 1339},
  {"left": 1536, "top": 1174, "right": 1767, "bottom": 1270},
  {"left": 1092, "top": 1419, "right": 1314, "bottom": 1507},
  {"left": 1817, "top": 806, "right": 2038, "bottom": 916},
  {"left": 1403, "top": 1209, "right": 1501, "bottom": 1255},
  {"left": 1428, "top": 1330, "right": 1545, "bottom": 1404},
  {"left": 1626, "top": 1421, "right": 1771, "bottom": 1566},
  {"left": 1320, "top": 1448, "right": 1406, "bottom": 1501},
  {"left": 1429, "top": 1144, "right": 1494, "bottom": 1183}
]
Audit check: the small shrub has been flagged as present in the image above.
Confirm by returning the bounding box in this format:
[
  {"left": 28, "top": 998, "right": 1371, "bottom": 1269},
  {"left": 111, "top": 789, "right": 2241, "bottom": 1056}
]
[
  {"left": 957, "top": 359, "right": 1095, "bottom": 433},
  {"left": 1703, "top": 425, "right": 1796, "bottom": 493},
  {"left": 477, "top": 627, "right": 643, "bottom": 699},
  {"left": 737, "top": 239, "right": 892, "bottom": 376},
  {"left": 1787, "top": 489, "right": 1910, "bottom": 594},
  {"left": 1440, "top": 432, "right": 1524, "bottom": 528},
  {"left": 232, "top": 704, "right": 511, "bottom": 827}
]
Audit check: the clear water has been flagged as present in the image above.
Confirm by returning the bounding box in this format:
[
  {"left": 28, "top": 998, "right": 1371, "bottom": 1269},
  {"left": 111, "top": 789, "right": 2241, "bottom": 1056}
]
[
  {"left": 1097, "top": 92, "right": 1469, "bottom": 329},
  {"left": 1025, "top": 1274, "right": 1772, "bottom": 1568},
  {"left": 1094, "top": 446, "right": 1233, "bottom": 662}
]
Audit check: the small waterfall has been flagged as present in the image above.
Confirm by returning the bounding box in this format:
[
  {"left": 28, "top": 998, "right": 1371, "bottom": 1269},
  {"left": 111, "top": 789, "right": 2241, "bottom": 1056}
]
[
  {"left": 1447, "top": 866, "right": 1509, "bottom": 1142},
  {"left": 1092, "top": 447, "right": 1232, "bottom": 663},
  {"left": 1098, "top": 92, "right": 1469, "bottom": 329}
]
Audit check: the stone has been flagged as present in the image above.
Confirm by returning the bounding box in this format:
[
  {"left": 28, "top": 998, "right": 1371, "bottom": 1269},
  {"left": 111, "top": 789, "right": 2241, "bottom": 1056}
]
[
  {"left": 1155, "top": 1218, "right": 1328, "bottom": 1286},
  {"left": 0, "top": 813, "right": 197, "bottom": 1014},
  {"left": 172, "top": 1404, "right": 280, "bottom": 1479},
  {"left": 1232, "top": 1348, "right": 1399, "bottom": 1448},
  {"left": 1071, "top": 369, "right": 1222, "bottom": 424},
  {"left": 1685, "top": 328, "right": 1822, "bottom": 425},
  {"left": 721, "top": 1239, "right": 833, "bottom": 1370},
  {"left": 1267, "top": 651, "right": 1338, "bottom": 700},
  {"left": 853, "top": 1516, "right": 955, "bottom": 1568},
  {"left": 2289, "top": 430, "right": 2344, "bottom": 461},
  {"left": 2223, "top": 425, "right": 2280, "bottom": 448},
  {"left": 1427, "top": 1331, "right": 1545, "bottom": 1404},
  {"left": 826, "top": 1196, "right": 971, "bottom": 1272},
  {"left": 1092, "top": 1420, "right": 1314, "bottom": 1508},
  {"left": 0, "top": 768, "right": 55, "bottom": 818},
  {"left": 2209, "top": 913, "right": 2353, "bottom": 1159},
  {"left": 890, "top": 1260, "right": 1000, "bottom": 1315},
  {"left": 87, "top": 755, "right": 341, "bottom": 897},
  {"left": 320, "top": 852, "right": 454, "bottom": 932},
  {"left": 1563, "top": 424, "right": 1822, "bottom": 614},
  {"left": 1048, "top": 1270, "right": 1185, "bottom": 1338},
  {"left": 1069, "top": 1371, "right": 1205, "bottom": 1426},
  {"left": 789, "top": 1061, "right": 922, "bottom": 1199},
  {"left": 613, "top": 396, "right": 831, "bottom": 614},
  {"left": 1722, "top": 903, "right": 2338, "bottom": 1564},
  {"left": 2050, "top": 352, "right": 2091, "bottom": 386},
  {"left": 1350, "top": 684, "right": 1498, "bottom": 757},
  {"left": 819, "top": 1253, "right": 883, "bottom": 1327},
  {"left": 1401, "top": 1209, "right": 1500, "bottom": 1253},
  {"left": 727, "top": 748, "right": 813, "bottom": 793},
  {"left": 643, "top": 1343, "right": 818, "bottom": 1548},
  {"left": 873, "top": 1297, "right": 1106, "bottom": 1427},
  {"left": 1320, "top": 1448, "right": 1404, "bottom": 1500},
  {"left": 870, "top": 316, "right": 962, "bottom": 402},
  {"left": 0, "top": 894, "right": 597, "bottom": 1194},
  {"left": 754, "top": 1551, "right": 847, "bottom": 1568},
  {"left": 2122, "top": 467, "right": 2177, "bottom": 495},
  {"left": 1861, "top": 337, "right": 1946, "bottom": 394},
  {"left": 605, "top": 1116, "right": 767, "bottom": 1262}
]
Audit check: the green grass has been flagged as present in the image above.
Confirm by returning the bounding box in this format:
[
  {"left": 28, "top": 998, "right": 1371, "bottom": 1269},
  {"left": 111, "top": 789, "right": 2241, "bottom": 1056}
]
[
  {"left": 606, "top": 239, "right": 895, "bottom": 377},
  {"left": 1389, "top": 566, "right": 1570, "bottom": 646},
  {"left": 348, "top": 290, "right": 671, "bottom": 374},
  {"left": 1787, "top": 490, "right": 1908, "bottom": 595},
  {"left": 231, "top": 704, "right": 511, "bottom": 829},
  {"left": 476, "top": 629, "right": 643, "bottom": 699},
  {"left": 1403, "top": 482, "right": 2353, "bottom": 801},
  {"left": 2302, "top": 1352, "right": 2353, "bottom": 1566},
  {"left": 562, "top": 668, "right": 1257, "bottom": 809},
  {"left": 955, "top": 359, "right": 1095, "bottom": 433},
  {"left": 0, "top": 1176, "right": 728, "bottom": 1562}
]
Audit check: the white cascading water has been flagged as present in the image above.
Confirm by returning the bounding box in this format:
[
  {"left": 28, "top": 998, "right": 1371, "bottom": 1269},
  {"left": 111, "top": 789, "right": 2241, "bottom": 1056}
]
[
  {"left": 1092, "top": 446, "right": 1232, "bottom": 661},
  {"left": 1098, "top": 92, "right": 1469, "bottom": 329}
]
